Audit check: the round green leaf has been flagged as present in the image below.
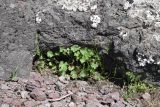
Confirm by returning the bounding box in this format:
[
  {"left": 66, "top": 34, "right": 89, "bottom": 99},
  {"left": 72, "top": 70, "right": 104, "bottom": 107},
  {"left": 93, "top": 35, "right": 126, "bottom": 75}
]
[
  {"left": 70, "top": 71, "right": 78, "bottom": 79},
  {"left": 47, "top": 51, "right": 54, "bottom": 58}
]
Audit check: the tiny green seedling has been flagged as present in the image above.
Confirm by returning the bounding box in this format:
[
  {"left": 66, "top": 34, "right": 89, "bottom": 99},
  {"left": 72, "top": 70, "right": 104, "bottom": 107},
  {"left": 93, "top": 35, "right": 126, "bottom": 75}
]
[{"left": 9, "top": 66, "right": 18, "bottom": 81}]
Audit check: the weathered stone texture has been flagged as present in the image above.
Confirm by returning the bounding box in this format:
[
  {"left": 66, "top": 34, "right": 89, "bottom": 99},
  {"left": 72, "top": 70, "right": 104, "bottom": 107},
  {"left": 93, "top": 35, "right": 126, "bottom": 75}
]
[
  {"left": 0, "top": 0, "right": 36, "bottom": 79},
  {"left": 0, "top": 0, "right": 160, "bottom": 84}
]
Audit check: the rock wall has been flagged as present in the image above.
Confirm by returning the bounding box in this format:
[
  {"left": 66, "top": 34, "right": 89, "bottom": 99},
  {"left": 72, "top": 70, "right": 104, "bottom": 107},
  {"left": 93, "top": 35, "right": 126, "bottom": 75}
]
[
  {"left": 0, "top": 0, "right": 160, "bottom": 84},
  {"left": 0, "top": 0, "right": 36, "bottom": 79}
]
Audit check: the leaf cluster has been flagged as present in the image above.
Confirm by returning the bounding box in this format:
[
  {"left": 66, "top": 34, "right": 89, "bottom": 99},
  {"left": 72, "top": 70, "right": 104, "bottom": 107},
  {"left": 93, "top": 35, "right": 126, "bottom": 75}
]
[
  {"left": 123, "top": 71, "right": 153, "bottom": 100},
  {"left": 36, "top": 45, "right": 104, "bottom": 80}
]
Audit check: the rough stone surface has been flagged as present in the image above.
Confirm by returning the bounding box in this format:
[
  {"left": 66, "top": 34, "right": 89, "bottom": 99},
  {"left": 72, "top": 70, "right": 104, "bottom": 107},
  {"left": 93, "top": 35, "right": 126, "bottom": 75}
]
[
  {"left": 0, "top": 0, "right": 160, "bottom": 83},
  {"left": 109, "top": 92, "right": 120, "bottom": 101},
  {"left": 0, "top": 0, "right": 35, "bottom": 80},
  {"left": 0, "top": 84, "right": 10, "bottom": 90},
  {"left": 85, "top": 101, "right": 103, "bottom": 107},
  {"left": 46, "top": 91, "right": 60, "bottom": 99},
  {"left": 51, "top": 102, "right": 65, "bottom": 107},
  {"left": 142, "top": 93, "right": 151, "bottom": 101},
  {"left": 111, "top": 101, "right": 125, "bottom": 107},
  {"left": 68, "top": 102, "right": 76, "bottom": 107},
  {"left": 0, "top": 104, "right": 10, "bottom": 107},
  {"left": 20, "top": 91, "right": 29, "bottom": 99},
  {"left": 35, "top": 0, "right": 160, "bottom": 83},
  {"left": 29, "top": 89, "right": 47, "bottom": 101},
  {"left": 23, "top": 101, "right": 37, "bottom": 107}
]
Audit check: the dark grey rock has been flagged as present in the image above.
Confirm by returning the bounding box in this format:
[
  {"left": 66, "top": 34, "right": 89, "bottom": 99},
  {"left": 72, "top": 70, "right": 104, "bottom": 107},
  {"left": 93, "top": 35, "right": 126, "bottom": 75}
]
[
  {"left": 35, "top": 0, "right": 160, "bottom": 83},
  {"left": 0, "top": 0, "right": 36, "bottom": 80},
  {"left": 0, "top": 0, "right": 160, "bottom": 84}
]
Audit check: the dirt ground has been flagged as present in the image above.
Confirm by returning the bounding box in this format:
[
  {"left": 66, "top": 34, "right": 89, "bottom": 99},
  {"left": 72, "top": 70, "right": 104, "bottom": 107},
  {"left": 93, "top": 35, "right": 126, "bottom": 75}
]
[{"left": 0, "top": 72, "right": 159, "bottom": 107}]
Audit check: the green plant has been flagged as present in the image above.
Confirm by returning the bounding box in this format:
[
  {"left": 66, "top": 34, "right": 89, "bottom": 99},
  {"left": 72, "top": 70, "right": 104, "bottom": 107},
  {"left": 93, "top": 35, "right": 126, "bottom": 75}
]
[
  {"left": 35, "top": 33, "right": 46, "bottom": 73},
  {"left": 126, "top": 71, "right": 141, "bottom": 84},
  {"left": 36, "top": 45, "right": 104, "bottom": 80},
  {"left": 128, "top": 82, "right": 148, "bottom": 93},
  {"left": 9, "top": 66, "right": 18, "bottom": 81},
  {"left": 123, "top": 82, "right": 152, "bottom": 101},
  {"left": 122, "top": 71, "right": 153, "bottom": 101}
]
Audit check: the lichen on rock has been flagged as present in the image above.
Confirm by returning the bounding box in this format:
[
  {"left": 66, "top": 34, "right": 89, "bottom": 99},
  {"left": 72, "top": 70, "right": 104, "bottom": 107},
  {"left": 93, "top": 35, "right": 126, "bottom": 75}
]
[
  {"left": 90, "top": 15, "right": 101, "bottom": 28},
  {"left": 56, "top": 0, "right": 97, "bottom": 12}
]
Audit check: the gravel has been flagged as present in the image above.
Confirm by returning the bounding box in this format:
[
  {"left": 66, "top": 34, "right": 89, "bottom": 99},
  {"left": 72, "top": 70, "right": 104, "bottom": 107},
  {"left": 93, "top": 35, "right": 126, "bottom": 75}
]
[{"left": 0, "top": 72, "right": 158, "bottom": 107}]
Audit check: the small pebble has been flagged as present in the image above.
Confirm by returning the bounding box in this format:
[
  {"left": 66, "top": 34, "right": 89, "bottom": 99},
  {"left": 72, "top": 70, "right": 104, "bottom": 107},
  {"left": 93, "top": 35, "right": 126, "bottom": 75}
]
[
  {"left": 142, "top": 93, "right": 151, "bottom": 101},
  {"left": 68, "top": 102, "right": 76, "bottom": 107},
  {"left": 21, "top": 91, "right": 29, "bottom": 99},
  {"left": 30, "top": 89, "right": 47, "bottom": 101},
  {"left": 0, "top": 84, "right": 10, "bottom": 90},
  {"left": 1, "top": 104, "right": 10, "bottom": 107}
]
